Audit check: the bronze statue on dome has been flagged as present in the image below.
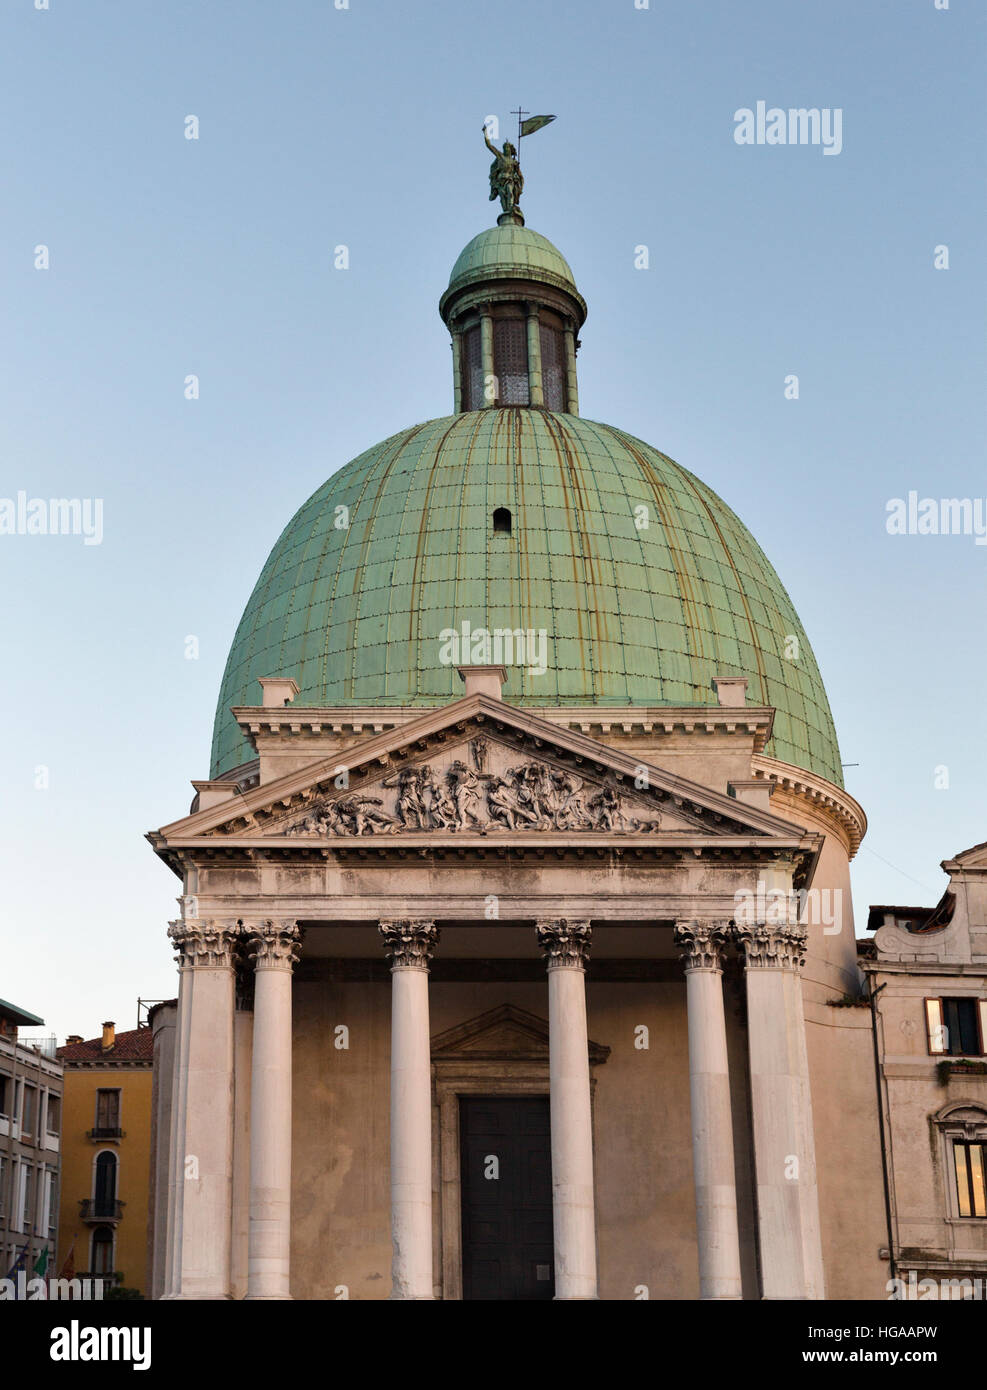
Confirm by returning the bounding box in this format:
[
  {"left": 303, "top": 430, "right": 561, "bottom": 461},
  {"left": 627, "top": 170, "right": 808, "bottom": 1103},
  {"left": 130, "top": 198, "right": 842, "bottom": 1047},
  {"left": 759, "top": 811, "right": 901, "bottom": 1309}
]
[{"left": 484, "top": 128, "right": 524, "bottom": 218}]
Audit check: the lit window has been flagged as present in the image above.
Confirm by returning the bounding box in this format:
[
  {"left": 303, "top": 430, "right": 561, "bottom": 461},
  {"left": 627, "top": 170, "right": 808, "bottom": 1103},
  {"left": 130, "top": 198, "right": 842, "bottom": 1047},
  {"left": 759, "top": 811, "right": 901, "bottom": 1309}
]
[
  {"left": 926, "top": 998, "right": 986, "bottom": 1056},
  {"left": 954, "top": 1142, "right": 987, "bottom": 1218}
]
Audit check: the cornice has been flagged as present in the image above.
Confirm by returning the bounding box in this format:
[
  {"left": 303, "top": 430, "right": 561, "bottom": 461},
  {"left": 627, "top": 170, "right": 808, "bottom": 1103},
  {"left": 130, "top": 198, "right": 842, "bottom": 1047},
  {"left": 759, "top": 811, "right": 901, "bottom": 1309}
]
[
  {"left": 751, "top": 754, "right": 866, "bottom": 859},
  {"left": 228, "top": 702, "right": 775, "bottom": 752}
]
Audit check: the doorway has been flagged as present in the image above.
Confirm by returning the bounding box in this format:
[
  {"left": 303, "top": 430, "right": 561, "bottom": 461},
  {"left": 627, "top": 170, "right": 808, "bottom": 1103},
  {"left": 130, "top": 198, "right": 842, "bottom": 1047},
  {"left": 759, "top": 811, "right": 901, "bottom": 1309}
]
[{"left": 459, "top": 1096, "right": 554, "bottom": 1300}]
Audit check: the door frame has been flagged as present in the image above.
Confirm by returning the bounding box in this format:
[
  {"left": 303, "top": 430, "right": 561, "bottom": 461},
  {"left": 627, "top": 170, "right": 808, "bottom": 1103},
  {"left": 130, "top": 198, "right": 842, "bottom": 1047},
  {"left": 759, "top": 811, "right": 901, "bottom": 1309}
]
[{"left": 434, "top": 1068, "right": 551, "bottom": 1301}]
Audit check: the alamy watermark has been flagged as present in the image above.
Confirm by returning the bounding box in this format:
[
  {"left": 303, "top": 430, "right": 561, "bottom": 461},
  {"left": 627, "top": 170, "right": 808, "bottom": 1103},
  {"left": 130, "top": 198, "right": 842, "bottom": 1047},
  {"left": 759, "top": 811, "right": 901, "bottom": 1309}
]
[
  {"left": 734, "top": 102, "right": 843, "bottom": 156},
  {"left": 734, "top": 882, "right": 843, "bottom": 935},
  {"left": 0, "top": 1271, "right": 105, "bottom": 1300},
  {"left": 886, "top": 492, "right": 987, "bottom": 546},
  {"left": 438, "top": 621, "right": 548, "bottom": 677},
  {"left": 0, "top": 492, "right": 103, "bottom": 545}
]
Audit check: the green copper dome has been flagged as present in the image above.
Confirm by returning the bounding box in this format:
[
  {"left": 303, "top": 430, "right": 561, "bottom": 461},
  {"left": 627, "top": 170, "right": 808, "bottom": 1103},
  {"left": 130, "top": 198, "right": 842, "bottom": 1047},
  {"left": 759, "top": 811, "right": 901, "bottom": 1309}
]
[{"left": 210, "top": 408, "right": 842, "bottom": 786}]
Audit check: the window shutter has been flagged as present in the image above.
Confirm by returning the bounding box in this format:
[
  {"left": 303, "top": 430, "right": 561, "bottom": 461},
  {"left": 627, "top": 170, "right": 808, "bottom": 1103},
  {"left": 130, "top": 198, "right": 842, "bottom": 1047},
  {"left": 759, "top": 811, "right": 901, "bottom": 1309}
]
[
  {"left": 979, "top": 999, "right": 987, "bottom": 1056},
  {"left": 925, "top": 998, "right": 946, "bottom": 1054}
]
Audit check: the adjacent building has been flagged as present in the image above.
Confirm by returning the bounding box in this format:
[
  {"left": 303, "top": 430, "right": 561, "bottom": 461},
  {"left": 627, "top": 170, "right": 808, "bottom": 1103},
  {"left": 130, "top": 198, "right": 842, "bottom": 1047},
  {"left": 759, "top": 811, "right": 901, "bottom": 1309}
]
[
  {"left": 863, "top": 845, "right": 987, "bottom": 1293},
  {"left": 0, "top": 999, "right": 62, "bottom": 1281},
  {"left": 56, "top": 1021, "right": 154, "bottom": 1295}
]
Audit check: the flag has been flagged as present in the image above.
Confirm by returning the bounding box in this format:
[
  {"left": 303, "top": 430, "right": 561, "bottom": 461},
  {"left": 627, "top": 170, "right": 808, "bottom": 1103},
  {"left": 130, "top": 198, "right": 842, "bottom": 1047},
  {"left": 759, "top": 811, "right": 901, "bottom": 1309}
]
[
  {"left": 33, "top": 1245, "right": 49, "bottom": 1277},
  {"left": 5, "top": 1242, "right": 29, "bottom": 1280},
  {"left": 520, "top": 114, "right": 556, "bottom": 137},
  {"left": 58, "top": 1236, "right": 76, "bottom": 1281}
]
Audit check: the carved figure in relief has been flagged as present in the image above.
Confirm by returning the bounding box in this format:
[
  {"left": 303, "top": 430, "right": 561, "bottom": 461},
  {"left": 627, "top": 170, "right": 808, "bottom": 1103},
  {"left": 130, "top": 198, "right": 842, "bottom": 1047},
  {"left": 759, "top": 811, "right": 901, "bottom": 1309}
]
[
  {"left": 283, "top": 748, "right": 664, "bottom": 838},
  {"left": 335, "top": 794, "right": 399, "bottom": 835},
  {"left": 383, "top": 766, "right": 425, "bottom": 829},
  {"left": 418, "top": 765, "right": 457, "bottom": 830},
  {"left": 586, "top": 784, "right": 624, "bottom": 831},
  {"left": 447, "top": 760, "right": 484, "bottom": 829}
]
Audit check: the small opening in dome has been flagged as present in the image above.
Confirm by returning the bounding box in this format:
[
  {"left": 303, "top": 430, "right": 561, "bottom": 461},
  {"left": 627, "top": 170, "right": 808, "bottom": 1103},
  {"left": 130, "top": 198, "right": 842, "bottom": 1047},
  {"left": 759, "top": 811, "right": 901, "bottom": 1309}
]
[{"left": 493, "top": 507, "right": 512, "bottom": 536}]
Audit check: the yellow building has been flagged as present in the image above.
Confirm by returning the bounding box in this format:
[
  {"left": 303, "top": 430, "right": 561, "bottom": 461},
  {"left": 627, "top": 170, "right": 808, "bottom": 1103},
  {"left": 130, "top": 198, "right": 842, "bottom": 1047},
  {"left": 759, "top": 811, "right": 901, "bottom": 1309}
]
[{"left": 56, "top": 1021, "right": 153, "bottom": 1296}]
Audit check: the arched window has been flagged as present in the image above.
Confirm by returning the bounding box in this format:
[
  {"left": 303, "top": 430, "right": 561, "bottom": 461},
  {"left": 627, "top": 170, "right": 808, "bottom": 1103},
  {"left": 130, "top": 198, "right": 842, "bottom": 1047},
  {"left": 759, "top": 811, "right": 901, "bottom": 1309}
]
[
  {"left": 90, "top": 1225, "right": 114, "bottom": 1276},
  {"left": 932, "top": 1102, "right": 987, "bottom": 1219},
  {"left": 94, "top": 1151, "right": 117, "bottom": 1218},
  {"left": 493, "top": 507, "right": 512, "bottom": 536}
]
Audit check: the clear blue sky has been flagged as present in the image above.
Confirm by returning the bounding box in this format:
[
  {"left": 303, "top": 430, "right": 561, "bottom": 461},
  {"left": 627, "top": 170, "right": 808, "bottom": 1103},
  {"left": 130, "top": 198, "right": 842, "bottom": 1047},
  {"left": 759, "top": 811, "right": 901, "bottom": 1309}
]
[{"left": 1, "top": 0, "right": 984, "bottom": 1041}]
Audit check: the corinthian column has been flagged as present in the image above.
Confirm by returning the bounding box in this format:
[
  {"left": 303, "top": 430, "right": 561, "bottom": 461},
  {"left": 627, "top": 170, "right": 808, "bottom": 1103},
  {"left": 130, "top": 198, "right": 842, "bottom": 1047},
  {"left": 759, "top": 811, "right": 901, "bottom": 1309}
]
[
  {"left": 245, "top": 919, "right": 300, "bottom": 1300},
  {"left": 673, "top": 919, "right": 743, "bottom": 1300},
  {"left": 736, "top": 916, "right": 825, "bottom": 1300},
  {"left": 165, "top": 918, "right": 238, "bottom": 1299},
  {"left": 536, "top": 918, "right": 597, "bottom": 1300},
  {"left": 380, "top": 919, "right": 439, "bottom": 1300}
]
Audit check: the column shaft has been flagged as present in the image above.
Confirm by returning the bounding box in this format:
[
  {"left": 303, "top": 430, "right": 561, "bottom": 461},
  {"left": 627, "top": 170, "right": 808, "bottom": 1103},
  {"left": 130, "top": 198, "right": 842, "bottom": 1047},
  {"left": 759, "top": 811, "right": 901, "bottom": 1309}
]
[
  {"left": 480, "top": 309, "right": 495, "bottom": 405},
  {"left": 380, "top": 920, "right": 438, "bottom": 1300},
  {"left": 738, "top": 917, "right": 825, "bottom": 1300},
  {"left": 246, "top": 920, "right": 299, "bottom": 1300},
  {"left": 674, "top": 920, "right": 743, "bottom": 1300},
  {"left": 166, "top": 919, "right": 237, "bottom": 1300},
  {"left": 537, "top": 919, "right": 597, "bottom": 1300},
  {"left": 526, "top": 305, "right": 544, "bottom": 406},
  {"left": 563, "top": 323, "right": 579, "bottom": 415}
]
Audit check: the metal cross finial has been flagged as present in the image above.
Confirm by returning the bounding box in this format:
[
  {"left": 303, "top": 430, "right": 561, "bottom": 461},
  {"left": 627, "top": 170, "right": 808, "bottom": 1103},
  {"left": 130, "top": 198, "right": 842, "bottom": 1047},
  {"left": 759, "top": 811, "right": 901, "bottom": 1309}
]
[{"left": 511, "top": 105, "right": 529, "bottom": 149}]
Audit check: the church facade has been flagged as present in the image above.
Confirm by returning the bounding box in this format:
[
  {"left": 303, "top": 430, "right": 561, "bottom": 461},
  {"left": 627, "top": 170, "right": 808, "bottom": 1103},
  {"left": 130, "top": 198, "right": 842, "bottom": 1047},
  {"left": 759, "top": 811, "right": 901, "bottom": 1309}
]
[{"left": 146, "top": 181, "right": 986, "bottom": 1300}]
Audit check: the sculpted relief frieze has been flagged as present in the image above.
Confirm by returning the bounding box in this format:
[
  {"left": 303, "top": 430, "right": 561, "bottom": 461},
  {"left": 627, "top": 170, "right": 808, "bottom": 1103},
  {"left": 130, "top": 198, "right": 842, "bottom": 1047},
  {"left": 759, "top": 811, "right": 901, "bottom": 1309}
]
[{"left": 280, "top": 737, "right": 664, "bottom": 839}]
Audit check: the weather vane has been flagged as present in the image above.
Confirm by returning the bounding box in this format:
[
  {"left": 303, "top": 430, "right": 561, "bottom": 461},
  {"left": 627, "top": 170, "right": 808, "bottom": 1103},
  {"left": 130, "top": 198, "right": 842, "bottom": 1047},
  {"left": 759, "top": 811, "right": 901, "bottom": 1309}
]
[{"left": 483, "top": 108, "right": 556, "bottom": 226}]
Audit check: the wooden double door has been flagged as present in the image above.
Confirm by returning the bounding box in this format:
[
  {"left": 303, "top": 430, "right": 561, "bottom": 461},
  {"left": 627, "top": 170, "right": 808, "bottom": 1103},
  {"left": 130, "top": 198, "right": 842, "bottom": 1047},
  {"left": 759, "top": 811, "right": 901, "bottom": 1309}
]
[{"left": 460, "top": 1096, "right": 555, "bottom": 1300}]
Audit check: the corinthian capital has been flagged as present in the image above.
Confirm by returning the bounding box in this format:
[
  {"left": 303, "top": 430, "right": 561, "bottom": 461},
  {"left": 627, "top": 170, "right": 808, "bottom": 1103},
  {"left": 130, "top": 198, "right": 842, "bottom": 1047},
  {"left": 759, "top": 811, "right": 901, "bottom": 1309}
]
[
  {"left": 673, "top": 919, "right": 730, "bottom": 972},
  {"left": 734, "top": 920, "right": 807, "bottom": 971},
  {"left": 167, "top": 918, "right": 240, "bottom": 969},
  {"left": 379, "top": 919, "right": 439, "bottom": 970},
  {"left": 536, "top": 919, "right": 592, "bottom": 970},
  {"left": 245, "top": 918, "right": 302, "bottom": 971}
]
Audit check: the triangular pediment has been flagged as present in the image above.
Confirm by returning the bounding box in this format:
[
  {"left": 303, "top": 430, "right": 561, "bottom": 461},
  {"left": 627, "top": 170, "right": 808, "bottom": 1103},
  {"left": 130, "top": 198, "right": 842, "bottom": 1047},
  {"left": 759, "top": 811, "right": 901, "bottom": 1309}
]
[
  {"left": 152, "top": 692, "right": 809, "bottom": 848},
  {"left": 430, "top": 1004, "right": 610, "bottom": 1065}
]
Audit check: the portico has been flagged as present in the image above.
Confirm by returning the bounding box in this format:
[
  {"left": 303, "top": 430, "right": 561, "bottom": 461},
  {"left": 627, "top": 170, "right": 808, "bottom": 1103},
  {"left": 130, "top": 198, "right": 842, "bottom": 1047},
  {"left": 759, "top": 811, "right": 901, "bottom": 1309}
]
[{"left": 149, "top": 680, "right": 844, "bottom": 1301}]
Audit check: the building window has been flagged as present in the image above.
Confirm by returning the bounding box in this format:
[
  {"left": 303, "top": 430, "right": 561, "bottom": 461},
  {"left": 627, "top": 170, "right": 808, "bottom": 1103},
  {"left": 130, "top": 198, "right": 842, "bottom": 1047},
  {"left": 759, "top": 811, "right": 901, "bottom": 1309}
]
[
  {"left": 93, "top": 1151, "right": 118, "bottom": 1218},
  {"left": 45, "top": 1171, "right": 57, "bottom": 1239},
  {"left": 954, "top": 1142, "right": 986, "bottom": 1218},
  {"left": 461, "top": 325, "right": 483, "bottom": 410},
  {"left": 926, "top": 997, "right": 986, "bottom": 1056},
  {"left": 0, "top": 1155, "right": 6, "bottom": 1218},
  {"left": 90, "top": 1225, "right": 114, "bottom": 1276},
  {"left": 493, "top": 318, "right": 529, "bottom": 405},
  {"left": 0, "top": 1074, "right": 7, "bottom": 1115},
  {"left": 46, "top": 1095, "right": 60, "bottom": 1135},
  {"left": 22, "top": 1085, "right": 35, "bottom": 1136},
  {"left": 94, "top": 1088, "right": 121, "bottom": 1137},
  {"left": 21, "top": 1164, "right": 33, "bottom": 1232},
  {"left": 539, "top": 321, "right": 566, "bottom": 411},
  {"left": 493, "top": 507, "right": 512, "bottom": 536}
]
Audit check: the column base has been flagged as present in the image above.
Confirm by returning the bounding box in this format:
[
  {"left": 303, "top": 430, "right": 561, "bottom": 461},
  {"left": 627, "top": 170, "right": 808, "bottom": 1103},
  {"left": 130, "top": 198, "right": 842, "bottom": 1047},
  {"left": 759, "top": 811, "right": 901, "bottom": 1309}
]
[
  {"left": 244, "top": 1294, "right": 293, "bottom": 1301},
  {"left": 166, "top": 1293, "right": 234, "bottom": 1301},
  {"left": 553, "top": 1295, "right": 600, "bottom": 1300}
]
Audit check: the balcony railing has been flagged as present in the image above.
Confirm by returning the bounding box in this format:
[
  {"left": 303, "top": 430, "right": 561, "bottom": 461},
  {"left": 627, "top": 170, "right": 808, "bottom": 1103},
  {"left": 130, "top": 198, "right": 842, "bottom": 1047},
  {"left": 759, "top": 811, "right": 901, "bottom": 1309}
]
[
  {"left": 87, "top": 1127, "right": 125, "bottom": 1141},
  {"left": 78, "top": 1198, "right": 125, "bottom": 1224}
]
